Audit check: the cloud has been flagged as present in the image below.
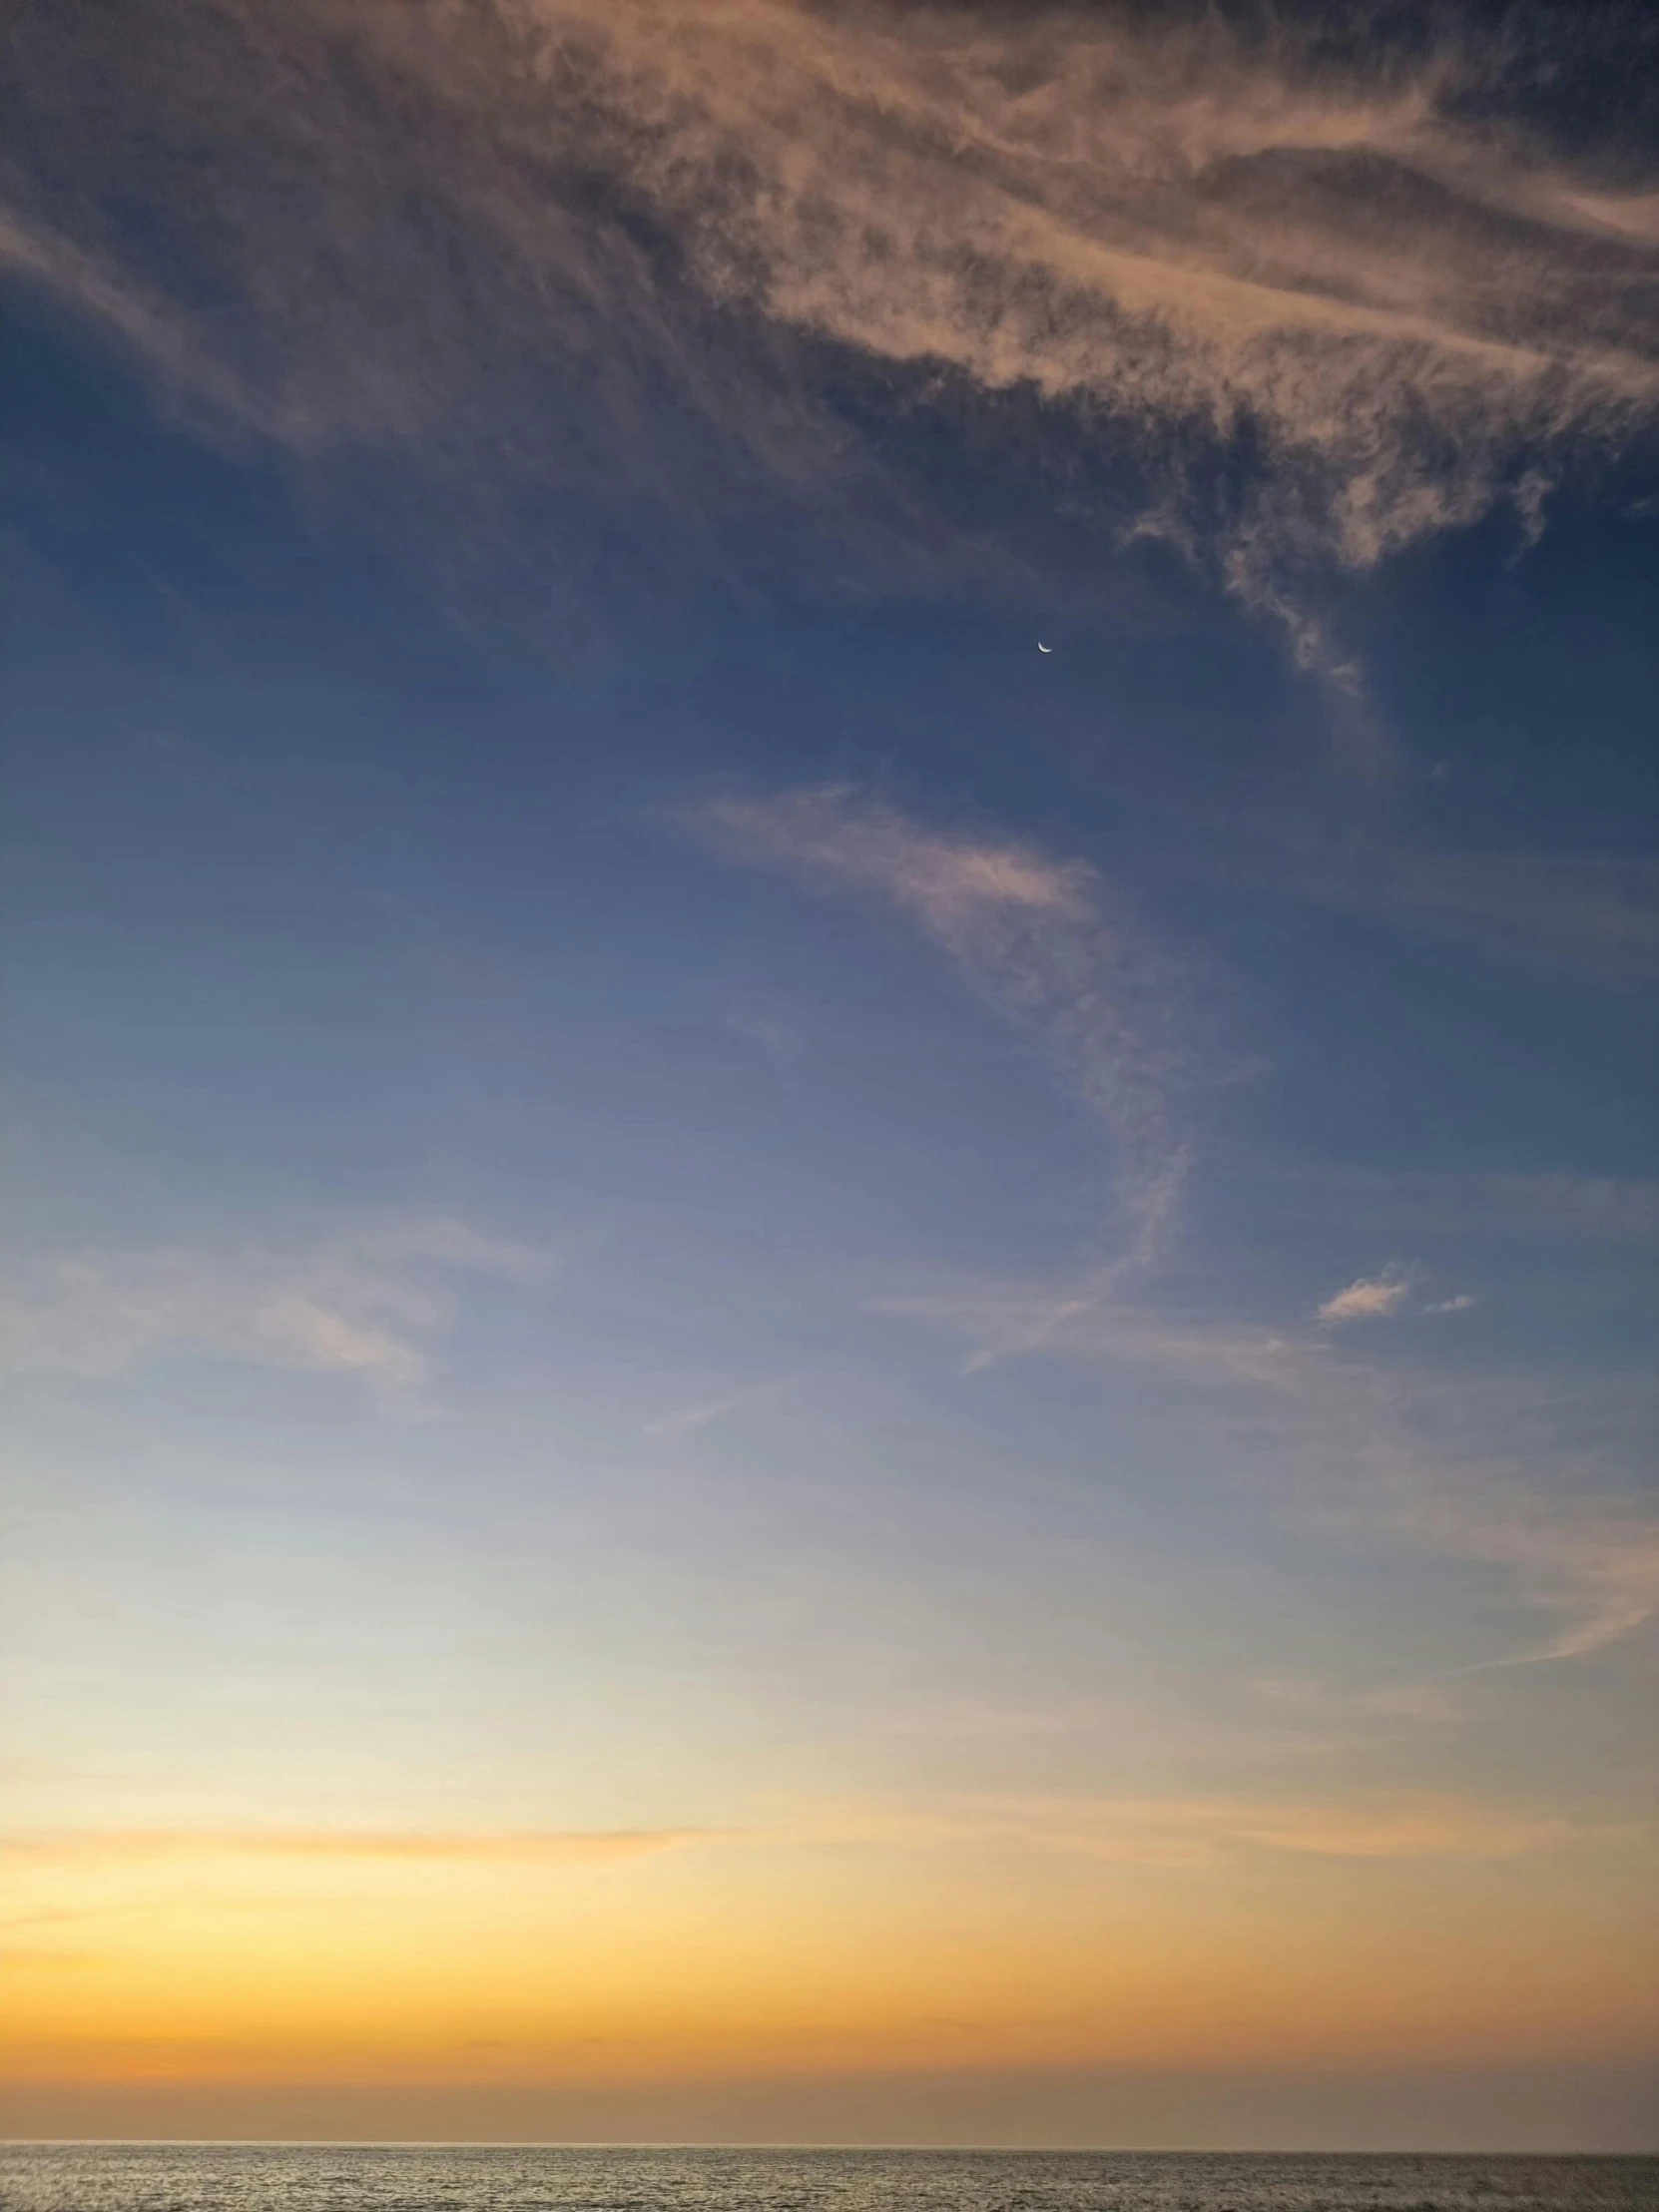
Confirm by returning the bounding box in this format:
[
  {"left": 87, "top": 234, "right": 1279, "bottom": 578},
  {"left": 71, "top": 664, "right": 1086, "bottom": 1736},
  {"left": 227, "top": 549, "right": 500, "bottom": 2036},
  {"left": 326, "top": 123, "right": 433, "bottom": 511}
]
[
  {"left": 1209, "top": 1800, "right": 1579, "bottom": 1863},
  {"left": 574, "top": 0, "right": 1659, "bottom": 618},
  {"left": 1304, "top": 1384, "right": 1659, "bottom": 1667},
  {"left": 698, "top": 787, "right": 1096, "bottom": 924},
  {"left": 10, "top": 1802, "right": 1597, "bottom": 1879},
  {"left": 878, "top": 1276, "right": 1306, "bottom": 1389},
  {"left": 723, "top": 1007, "right": 805, "bottom": 1066},
  {"left": 1446, "top": 1512, "right": 1659, "bottom": 1667},
  {"left": 695, "top": 786, "right": 1211, "bottom": 1287},
  {"left": 1318, "top": 1266, "right": 1414, "bottom": 1326},
  {"left": 2, "top": 1827, "right": 722, "bottom": 1866},
  {"left": 880, "top": 1263, "right": 1659, "bottom": 1665},
  {"left": 1359, "top": 1683, "right": 1464, "bottom": 1724},
  {"left": 642, "top": 1379, "right": 793, "bottom": 1439},
  {"left": 1248, "top": 1166, "right": 1659, "bottom": 1247},
  {"left": 1315, "top": 1268, "right": 1474, "bottom": 1327},
  {"left": 0, "top": 1948, "right": 102, "bottom": 1972},
  {"left": 8, "top": 1, "right": 1658, "bottom": 644},
  {"left": 1251, "top": 1675, "right": 1464, "bottom": 1727},
  {"left": 1287, "top": 849, "right": 1659, "bottom": 980},
  {"left": 1267, "top": 1348, "right": 1659, "bottom": 1665},
  {"left": 0, "top": 1217, "right": 545, "bottom": 1402},
  {"left": 845, "top": 1791, "right": 1600, "bottom": 1867}
]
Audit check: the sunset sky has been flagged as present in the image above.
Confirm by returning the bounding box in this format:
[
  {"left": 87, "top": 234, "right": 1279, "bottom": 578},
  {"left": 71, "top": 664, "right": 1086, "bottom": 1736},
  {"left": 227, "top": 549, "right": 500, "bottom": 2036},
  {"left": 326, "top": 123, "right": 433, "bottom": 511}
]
[{"left": 3, "top": 0, "right": 1658, "bottom": 2153}]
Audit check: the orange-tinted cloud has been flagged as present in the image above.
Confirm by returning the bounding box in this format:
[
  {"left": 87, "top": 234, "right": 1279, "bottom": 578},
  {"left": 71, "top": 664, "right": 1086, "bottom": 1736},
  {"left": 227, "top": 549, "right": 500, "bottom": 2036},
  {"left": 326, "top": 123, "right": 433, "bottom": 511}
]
[
  {"left": 8, "top": 2, "right": 1658, "bottom": 641},
  {"left": 3, "top": 1827, "right": 728, "bottom": 1866}
]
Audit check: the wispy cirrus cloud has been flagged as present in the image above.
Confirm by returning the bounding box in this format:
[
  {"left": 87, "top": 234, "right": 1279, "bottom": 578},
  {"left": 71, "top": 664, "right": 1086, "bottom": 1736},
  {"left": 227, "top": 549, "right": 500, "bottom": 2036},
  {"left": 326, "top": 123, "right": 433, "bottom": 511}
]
[
  {"left": 884, "top": 1267, "right": 1659, "bottom": 1666},
  {"left": 835, "top": 1790, "right": 1611, "bottom": 1868},
  {"left": 642, "top": 1379, "right": 794, "bottom": 1440},
  {"left": 0, "top": 1218, "right": 545, "bottom": 1403},
  {"left": 694, "top": 786, "right": 1212, "bottom": 1288},
  {"left": 723, "top": 1006, "right": 806, "bottom": 1068},
  {"left": 877, "top": 1276, "right": 1305, "bottom": 1390},
  {"left": 1, "top": 1827, "right": 722, "bottom": 1867},
  {"left": 1235, "top": 1164, "right": 1659, "bottom": 1247},
  {"left": 1253, "top": 1675, "right": 1466, "bottom": 1727},
  {"left": 7, "top": 1802, "right": 1599, "bottom": 1875},
  {"left": 570, "top": 0, "right": 1659, "bottom": 635},
  {"left": 1288, "top": 849, "right": 1659, "bottom": 979},
  {"left": 8, "top": 1, "right": 1658, "bottom": 648}
]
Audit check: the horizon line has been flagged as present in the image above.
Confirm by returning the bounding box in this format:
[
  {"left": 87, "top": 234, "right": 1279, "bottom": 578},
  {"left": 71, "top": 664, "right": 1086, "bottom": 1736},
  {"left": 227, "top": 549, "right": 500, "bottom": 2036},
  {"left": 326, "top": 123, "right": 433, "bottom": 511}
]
[{"left": 4, "top": 2140, "right": 1653, "bottom": 2157}]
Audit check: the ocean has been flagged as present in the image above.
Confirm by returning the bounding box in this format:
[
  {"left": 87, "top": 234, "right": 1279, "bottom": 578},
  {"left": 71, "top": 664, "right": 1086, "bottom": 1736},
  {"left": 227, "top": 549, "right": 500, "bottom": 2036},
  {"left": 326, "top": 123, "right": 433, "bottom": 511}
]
[{"left": 1, "top": 2146, "right": 1654, "bottom": 2212}]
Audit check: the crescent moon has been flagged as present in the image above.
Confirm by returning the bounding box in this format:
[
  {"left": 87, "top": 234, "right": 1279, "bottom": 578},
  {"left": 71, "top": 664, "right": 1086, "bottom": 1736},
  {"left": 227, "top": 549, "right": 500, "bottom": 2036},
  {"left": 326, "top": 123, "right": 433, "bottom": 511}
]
[{"left": 1037, "top": 641, "right": 1053, "bottom": 653}]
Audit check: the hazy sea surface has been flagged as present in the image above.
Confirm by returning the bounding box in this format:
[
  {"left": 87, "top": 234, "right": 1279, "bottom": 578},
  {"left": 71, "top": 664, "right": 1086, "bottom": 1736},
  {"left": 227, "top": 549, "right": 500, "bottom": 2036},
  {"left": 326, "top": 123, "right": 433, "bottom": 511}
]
[{"left": 2, "top": 2146, "right": 1655, "bottom": 2212}]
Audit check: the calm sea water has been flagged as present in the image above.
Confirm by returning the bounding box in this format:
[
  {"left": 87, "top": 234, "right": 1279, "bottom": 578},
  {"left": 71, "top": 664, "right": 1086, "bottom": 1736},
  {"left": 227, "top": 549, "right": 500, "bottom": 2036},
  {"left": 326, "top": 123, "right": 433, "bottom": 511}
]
[{"left": 1, "top": 2146, "right": 1654, "bottom": 2212}]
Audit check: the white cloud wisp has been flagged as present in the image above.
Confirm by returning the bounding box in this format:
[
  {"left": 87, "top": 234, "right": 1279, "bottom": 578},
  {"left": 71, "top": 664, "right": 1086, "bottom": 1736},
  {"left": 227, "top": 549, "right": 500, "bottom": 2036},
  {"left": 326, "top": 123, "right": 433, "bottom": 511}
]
[
  {"left": 695, "top": 786, "right": 1209, "bottom": 1291},
  {"left": 0, "top": 1218, "right": 546, "bottom": 1405},
  {"left": 881, "top": 1266, "right": 1659, "bottom": 1669},
  {"left": 1318, "top": 1266, "right": 1415, "bottom": 1326}
]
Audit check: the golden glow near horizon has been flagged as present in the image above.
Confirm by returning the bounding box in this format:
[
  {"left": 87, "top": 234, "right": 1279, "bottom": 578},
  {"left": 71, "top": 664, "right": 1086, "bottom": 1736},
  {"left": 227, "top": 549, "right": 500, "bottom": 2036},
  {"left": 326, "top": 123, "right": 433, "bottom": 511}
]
[
  {"left": 4, "top": 1328, "right": 1657, "bottom": 2140},
  {"left": 6, "top": 1799, "right": 1656, "bottom": 2092},
  {"left": 5, "top": 1181, "right": 1657, "bottom": 2145}
]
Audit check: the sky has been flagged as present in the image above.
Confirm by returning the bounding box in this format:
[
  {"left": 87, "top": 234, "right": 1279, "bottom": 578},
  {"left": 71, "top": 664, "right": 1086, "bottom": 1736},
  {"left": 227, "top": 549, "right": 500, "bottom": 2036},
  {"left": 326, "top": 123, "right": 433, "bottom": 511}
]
[{"left": 2, "top": 0, "right": 1658, "bottom": 2155}]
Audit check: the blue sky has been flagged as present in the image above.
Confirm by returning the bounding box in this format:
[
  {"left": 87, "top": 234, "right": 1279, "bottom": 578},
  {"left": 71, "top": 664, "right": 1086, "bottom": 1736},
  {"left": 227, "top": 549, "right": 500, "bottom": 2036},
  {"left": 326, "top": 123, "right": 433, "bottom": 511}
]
[{"left": 2, "top": 0, "right": 1657, "bottom": 2151}]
